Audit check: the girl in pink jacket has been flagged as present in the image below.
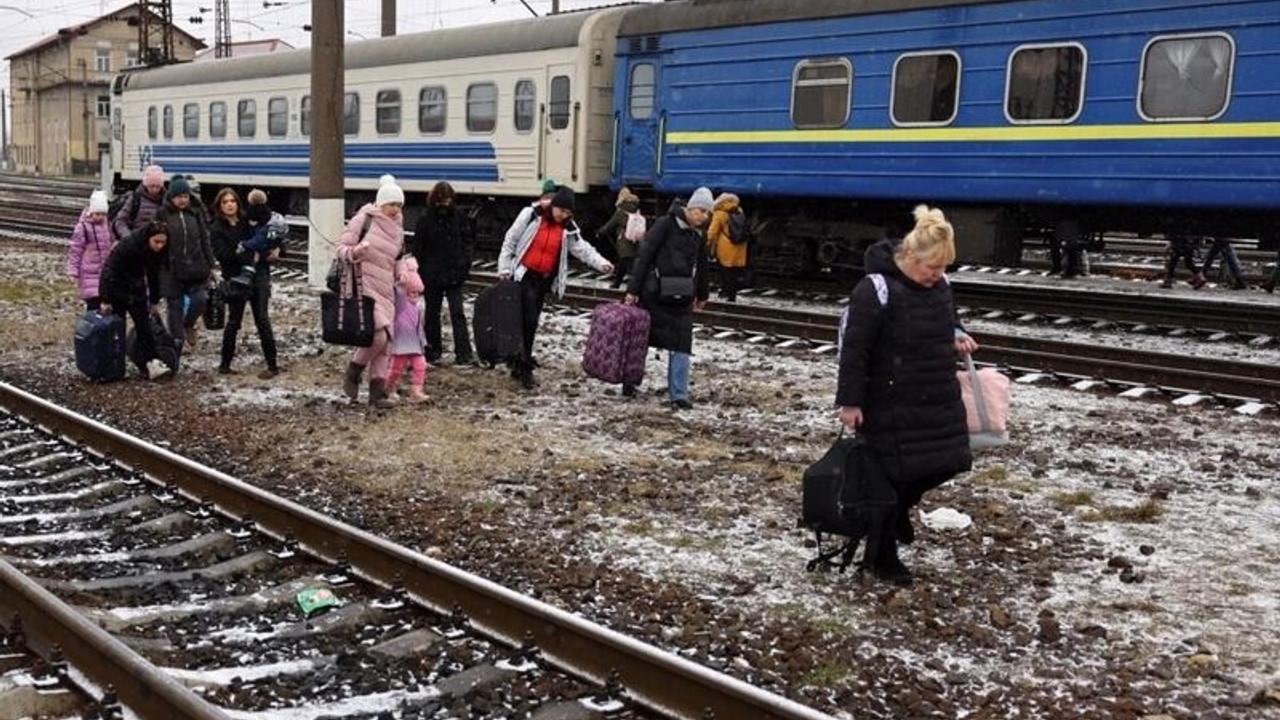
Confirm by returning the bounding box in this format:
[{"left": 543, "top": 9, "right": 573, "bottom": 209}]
[
  {"left": 338, "top": 175, "right": 405, "bottom": 408},
  {"left": 66, "top": 190, "right": 115, "bottom": 311}
]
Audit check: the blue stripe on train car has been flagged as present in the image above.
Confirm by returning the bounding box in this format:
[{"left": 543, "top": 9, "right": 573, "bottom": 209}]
[
  {"left": 147, "top": 142, "right": 501, "bottom": 182},
  {"left": 618, "top": 0, "right": 1280, "bottom": 211}
]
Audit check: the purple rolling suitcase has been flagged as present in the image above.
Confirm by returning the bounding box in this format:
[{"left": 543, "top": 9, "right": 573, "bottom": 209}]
[{"left": 582, "top": 302, "right": 650, "bottom": 385}]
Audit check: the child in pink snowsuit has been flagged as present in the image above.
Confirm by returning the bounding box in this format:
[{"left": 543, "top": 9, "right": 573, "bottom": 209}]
[{"left": 386, "top": 257, "right": 429, "bottom": 403}]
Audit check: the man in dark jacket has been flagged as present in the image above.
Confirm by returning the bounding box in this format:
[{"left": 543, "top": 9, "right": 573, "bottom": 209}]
[
  {"left": 155, "top": 175, "right": 215, "bottom": 353},
  {"left": 837, "top": 205, "right": 976, "bottom": 586},
  {"left": 624, "top": 187, "right": 713, "bottom": 409},
  {"left": 98, "top": 221, "right": 171, "bottom": 379},
  {"left": 411, "top": 181, "right": 475, "bottom": 365}
]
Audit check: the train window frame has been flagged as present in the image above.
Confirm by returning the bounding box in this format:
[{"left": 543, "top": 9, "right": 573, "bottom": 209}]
[
  {"left": 268, "top": 97, "right": 288, "bottom": 138},
  {"left": 209, "top": 101, "right": 227, "bottom": 139},
  {"left": 628, "top": 63, "right": 656, "bottom": 120},
  {"left": 343, "top": 92, "right": 360, "bottom": 136},
  {"left": 1138, "top": 33, "right": 1234, "bottom": 122},
  {"left": 238, "top": 99, "right": 257, "bottom": 138},
  {"left": 891, "top": 51, "right": 961, "bottom": 127},
  {"left": 300, "top": 96, "right": 311, "bottom": 136},
  {"left": 182, "top": 103, "right": 199, "bottom": 139},
  {"left": 376, "top": 89, "right": 401, "bottom": 135},
  {"left": 1004, "top": 42, "right": 1087, "bottom": 125},
  {"left": 162, "top": 105, "right": 174, "bottom": 140},
  {"left": 549, "top": 75, "right": 571, "bottom": 130},
  {"left": 466, "top": 82, "right": 497, "bottom": 134},
  {"left": 514, "top": 79, "right": 536, "bottom": 133},
  {"left": 147, "top": 106, "right": 157, "bottom": 140},
  {"left": 790, "top": 58, "right": 853, "bottom": 130},
  {"left": 418, "top": 86, "right": 446, "bottom": 134}
]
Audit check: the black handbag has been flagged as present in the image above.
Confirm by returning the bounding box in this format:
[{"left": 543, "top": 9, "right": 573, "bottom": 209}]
[
  {"left": 203, "top": 284, "right": 226, "bottom": 330},
  {"left": 658, "top": 273, "right": 695, "bottom": 302},
  {"left": 321, "top": 259, "right": 375, "bottom": 347}
]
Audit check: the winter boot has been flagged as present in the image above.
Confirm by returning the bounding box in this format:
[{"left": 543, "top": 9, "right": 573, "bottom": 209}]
[
  {"left": 408, "top": 384, "right": 429, "bottom": 404},
  {"left": 1191, "top": 272, "right": 1207, "bottom": 289},
  {"left": 863, "top": 507, "right": 912, "bottom": 586},
  {"left": 342, "top": 362, "right": 364, "bottom": 401},
  {"left": 369, "top": 378, "right": 399, "bottom": 409}
]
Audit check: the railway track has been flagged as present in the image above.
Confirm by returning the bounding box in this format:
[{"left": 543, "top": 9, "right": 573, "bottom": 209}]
[{"left": 0, "top": 382, "right": 834, "bottom": 720}]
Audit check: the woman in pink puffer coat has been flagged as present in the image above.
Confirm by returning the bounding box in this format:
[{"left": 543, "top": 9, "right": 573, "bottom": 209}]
[
  {"left": 338, "top": 175, "right": 405, "bottom": 408},
  {"left": 66, "top": 190, "right": 116, "bottom": 311}
]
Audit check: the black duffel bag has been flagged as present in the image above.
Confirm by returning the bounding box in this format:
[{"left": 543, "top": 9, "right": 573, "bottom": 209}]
[{"left": 321, "top": 258, "right": 375, "bottom": 347}]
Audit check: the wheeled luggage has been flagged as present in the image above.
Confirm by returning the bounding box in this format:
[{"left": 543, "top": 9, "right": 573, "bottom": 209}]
[
  {"left": 472, "top": 282, "right": 523, "bottom": 366},
  {"left": 127, "top": 314, "right": 180, "bottom": 376},
  {"left": 582, "top": 302, "right": 650, "bottom": 385},
  {"left": 74, "top": 310, "right": 126, "bottom": 382}
]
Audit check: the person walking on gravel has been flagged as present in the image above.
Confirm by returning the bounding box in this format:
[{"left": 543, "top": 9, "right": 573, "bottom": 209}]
[
  {"left": 66, "top": 190, "right": 115, "bottom": 312},
  {"left": 338, "top": 174, "right": 406, "bottom": 408},
  {"left": 209, "top": 187, "right": 280, "bottom": 378},
  {"left": 155, "top": 175, "right": 216, "bottom": 354},
  {"left": 98, "top": 221, "right": 171, "bottom": 380},
  {"left": 111, "top": 164, "right": 167, "bottom": 240},
  {"left": 410, "top": 181, "right": 475, "bottom": 366},
  {"left": 837, "top": 204, "right": 976, "bottom": 586}
]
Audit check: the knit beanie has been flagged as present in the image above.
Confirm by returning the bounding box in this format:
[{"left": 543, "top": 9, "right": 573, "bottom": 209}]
[
  {"left": 376, "top": 174, "right": 405, "bottom": 207},
  {"left": 166, "top": 175, "right": 191, "bottom": 201},
  {"left": 540, "top": 178, "right": 557, "bottom": 195},
  {"left": 687, "top": 187, "right": 714, "bottom": 212},
  {"left": 88, "top": 190, "right": 109, "bottom": 214},
  {"left": 142, "top": 164, "right": 165, "bottom": 187},
  {"left": 550, "top": 186, "right": 575, "bottom": 213}
]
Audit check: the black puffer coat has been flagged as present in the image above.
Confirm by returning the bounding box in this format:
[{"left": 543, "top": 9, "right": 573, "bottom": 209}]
[
  {"left": 411, "top": 205, "right": 470, "bottom": 288},
  {"left": 837, "top": 240, "right": 971, "bottom": 488},
  {"left": 155, "top": 204, "right": 214, "bottom": 292},
  {"left": 98, "top": 228, "right": 168, "bottom": 307},
  {"left": 626, "top": 202, "right": 710, "bottom": 354}
]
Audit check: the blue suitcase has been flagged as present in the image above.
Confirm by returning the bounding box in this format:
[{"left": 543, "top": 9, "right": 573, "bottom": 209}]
[
  {"left": 472, "top": 281, "right": 524, "bottom": 366},
  {"left": 74, "top": 311, "right": 126, "bottom": 382}
]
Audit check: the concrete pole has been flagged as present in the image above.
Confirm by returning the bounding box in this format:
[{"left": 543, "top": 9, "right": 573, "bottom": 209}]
[
  {"left": 381, "top": 0, "right": 395, "bottom": 37},
  {"left": 308, "top": 0, "right": 345, "bottom": 289}
]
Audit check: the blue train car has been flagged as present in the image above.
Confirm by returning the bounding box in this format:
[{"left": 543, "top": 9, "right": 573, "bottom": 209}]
[{"left": 613, "top": 0, "right": 1280, "bottom": 270}]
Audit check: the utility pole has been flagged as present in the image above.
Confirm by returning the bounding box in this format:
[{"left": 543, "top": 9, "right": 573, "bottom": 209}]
[
  {"left": 215, "top": 0, "right": 231, "bottom": 58},
  {"left": 309, "top": 0, "right": 344, "bottom": 289},
  {"left": 381, "top": 0, "right": 395, "bottom": 37},
  {"left": 1, "top": 89, "right": 7, "bottom": 170},
  {"left": 138, "top": 1, "right": 175, "bottom": 65}
]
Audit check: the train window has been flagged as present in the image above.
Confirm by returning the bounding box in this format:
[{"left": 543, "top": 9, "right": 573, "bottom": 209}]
[
  {"left": 418, "top": 86, "right": 446, "bottom": 133},
  {"left": 1005, "top": 44, "right": 1085, "bottom": 124},
  {"left": 549, "top": 76, "right": 570, "bottom": 130},
  {"left": 892, "top": 52, "right": 960, "bottom": 126},
  {"left": 209, "top": 102, "right": 226, "bottom": 139},
  {"left": 628, "top": 64, "right": 655, "bottom": 120},
  {"left": 238, "top": 99, "right": 257, "bottom": 138},
  {"left": 147, "top": 106, "right": 157, "bottom": 140},
  {"left": 467, "top": 83, "right": 497, "bottom": 133},
  {"left": 1139, "top": 34, "right": 1233, "bottom": 121},
  {"left": 182, "top": 103, "right": 199, "bottom": 139},
  {"left": 514, "top": 80, "right": 536, "bottom": 133},
  {"left": 791, "top": 59, "right": 852, "bottom": 129},
  {"left": 268, "top": 97, "right": 288, "bottom": 137},
  {"left": 376, "top": 90, "right": 401, "bottom": 135},
  {"left": 344, "top": 92, "right": 360, "bottom": 136},
  {"left": 162, "top": 105, "right": 174, "bottom": 140},
  {"left": 112, "top": 107, "right": 122, "bottom": 141},
  {"left": 300, "top": 96, "right": 311, "bottom": 136}
]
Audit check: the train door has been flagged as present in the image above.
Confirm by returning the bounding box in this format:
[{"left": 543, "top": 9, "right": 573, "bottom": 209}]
[
  {"left": 541, "top": 64, "right": 576, "bottom": 185},
  {"left": 619, "top": 56, "right": 661, "bottom": 185}
]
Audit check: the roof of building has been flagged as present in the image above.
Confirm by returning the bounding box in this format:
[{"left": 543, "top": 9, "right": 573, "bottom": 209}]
[
  {"left": 192, "top": 38, "right": 295, "bottom": 62},
  {"left": 5, "top": 2, "right": 206, "bottom": 61}
]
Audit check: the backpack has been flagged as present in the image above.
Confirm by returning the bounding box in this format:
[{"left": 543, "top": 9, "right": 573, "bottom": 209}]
[
  {"left": 837, "top": 274, "right": 888, "bottom": 364},
  {"left": 624, "top": 211, "right": 646, "bottom": 242},
  {"left": 726, "top": 209, "right": 747, "bottom": 245},
  {"left": 801, "top": 431, "right": 896, "bottom": 572},
  {"left": 108, "top": 191, "right": 143, "bottom": 239}
]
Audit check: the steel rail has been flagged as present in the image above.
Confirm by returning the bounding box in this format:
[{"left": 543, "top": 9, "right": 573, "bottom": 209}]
[
  {"left": 0, "top": 559, "right": 231, "bottom": 720},
  {"left": 0, "top": 382, "right": 837, "bottom": 720}
]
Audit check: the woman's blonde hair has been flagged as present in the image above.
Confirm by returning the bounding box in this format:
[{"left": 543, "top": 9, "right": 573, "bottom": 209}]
[{"left": 897, "top": 204, "right": 955, "bottom": 265}]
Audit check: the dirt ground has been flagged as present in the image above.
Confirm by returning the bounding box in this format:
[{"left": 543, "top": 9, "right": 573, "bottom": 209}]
[{"left": 3, "top": 244, "right": 1279, "bottom": 720}]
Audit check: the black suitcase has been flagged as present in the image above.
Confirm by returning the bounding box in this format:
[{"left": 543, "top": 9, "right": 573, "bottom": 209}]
[
  {"left": 74, "top": 311, "right": 126, "bottom": 382},
  {"left": 127, "top": 315, "right": 180, "bottom": 376},
  {"left": 472, "top": 281, "right": 524, "bottom": 366}
]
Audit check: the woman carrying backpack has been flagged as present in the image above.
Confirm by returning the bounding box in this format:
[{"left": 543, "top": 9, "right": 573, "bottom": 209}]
[
  {"left": 597, "top": 187, "right": 642, "bottom": 289},
  {"left": 706, "top": 193, "right": 746, "bottom": 302}
]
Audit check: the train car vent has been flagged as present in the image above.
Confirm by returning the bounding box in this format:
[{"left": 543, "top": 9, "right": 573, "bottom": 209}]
[
  {"left": 629, "top": 38, "right": 643, "bottom": 53},
  {"left": 645, "top": 36, "right": 661, "bottom": 52}
]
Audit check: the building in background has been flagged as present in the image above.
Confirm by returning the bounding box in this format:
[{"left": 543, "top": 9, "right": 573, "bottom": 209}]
[{"left": 5, "top": 3, "right": 204, "bottom": 175}]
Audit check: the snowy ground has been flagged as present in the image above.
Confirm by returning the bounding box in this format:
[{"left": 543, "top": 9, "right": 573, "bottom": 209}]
[{"left": 3, "top": 244, "right": 1279, "bottom": 719}]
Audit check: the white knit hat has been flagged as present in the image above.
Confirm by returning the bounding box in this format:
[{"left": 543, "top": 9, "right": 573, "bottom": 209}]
[
  {"left": 88, "top": 190, "right": 109, "bottom": 214},
  {"left": 375, "top": 174, "right": 405, "bottom": 207},
  {"left": 687, "top": 186, "right": 714, "bottom": 211}
]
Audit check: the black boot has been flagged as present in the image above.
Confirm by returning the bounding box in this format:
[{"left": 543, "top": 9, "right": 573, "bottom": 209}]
[
  {"left": 874, "top": 535, "right": 913, "bottom": 586},
  {"left": 895, "top": 506, "right": 916, "bottom": 545},
  {"left": 864, "top": 507, "right": 912, "bottom": 586},
  {"left": 368, "top": 378, "right": 398, "bottom": 409},
  {"left": 342, "top": 362, "right": 364, "bottom": 401}
]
